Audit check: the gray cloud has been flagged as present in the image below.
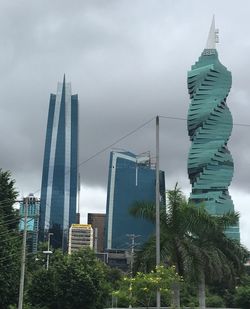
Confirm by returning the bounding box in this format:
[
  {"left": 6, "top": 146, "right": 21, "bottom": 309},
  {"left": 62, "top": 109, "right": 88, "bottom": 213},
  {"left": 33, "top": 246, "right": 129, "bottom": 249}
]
[{"left": 0, "top": 1, "right": 249, "bottom": 204}]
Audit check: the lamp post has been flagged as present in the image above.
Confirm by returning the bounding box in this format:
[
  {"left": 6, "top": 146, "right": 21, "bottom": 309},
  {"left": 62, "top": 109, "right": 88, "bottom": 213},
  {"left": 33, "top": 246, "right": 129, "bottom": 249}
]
[{"left": 43, "top": 232, "right": 53, "bottom": 270}]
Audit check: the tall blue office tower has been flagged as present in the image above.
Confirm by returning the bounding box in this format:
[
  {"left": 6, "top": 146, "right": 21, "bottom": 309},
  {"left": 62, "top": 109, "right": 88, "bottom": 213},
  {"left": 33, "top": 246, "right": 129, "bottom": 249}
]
[
  {"left": 40, "top": 76, "right": 78, "bottom": 249},
  {"left": 105, "top": 151, "right": 165, "bottom": 250}
]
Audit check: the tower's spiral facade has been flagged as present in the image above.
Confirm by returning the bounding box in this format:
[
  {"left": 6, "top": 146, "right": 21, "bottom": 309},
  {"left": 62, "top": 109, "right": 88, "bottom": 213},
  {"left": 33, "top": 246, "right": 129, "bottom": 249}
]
[{"left": 187, "top": 40, "right": 240, "bottom": 240}]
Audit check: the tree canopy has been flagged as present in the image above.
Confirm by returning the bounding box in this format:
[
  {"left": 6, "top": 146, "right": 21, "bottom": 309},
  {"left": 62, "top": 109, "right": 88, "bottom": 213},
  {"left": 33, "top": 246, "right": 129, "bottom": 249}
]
[
  {"left": 113, "top": 265, "right": 181, "bottom": 308},
  {"left": 0, "top": 169, "right": 20, "bottom": 308},
  {"left": 27, "top": 248, "right": 111, "bottom": 309}
]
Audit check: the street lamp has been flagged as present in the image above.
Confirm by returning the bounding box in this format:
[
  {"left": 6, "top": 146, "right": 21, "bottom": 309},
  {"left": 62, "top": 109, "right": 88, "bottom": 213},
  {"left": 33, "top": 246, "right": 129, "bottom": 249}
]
[{"left": 43, "top": 232, "right": 53, "bottom": 270}]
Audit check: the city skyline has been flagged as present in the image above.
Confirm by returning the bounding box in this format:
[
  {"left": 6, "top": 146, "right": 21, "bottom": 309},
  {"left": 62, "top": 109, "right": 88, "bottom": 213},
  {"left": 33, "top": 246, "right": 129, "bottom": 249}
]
[{"left": 0, "top": 1, "right": 250, "bottom": 248}]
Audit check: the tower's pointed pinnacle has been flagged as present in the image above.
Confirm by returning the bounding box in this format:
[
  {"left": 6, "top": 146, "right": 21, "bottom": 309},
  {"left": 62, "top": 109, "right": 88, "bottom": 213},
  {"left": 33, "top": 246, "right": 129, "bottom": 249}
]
[
  {"left": 62, "top": 74, "right": 66, "bottom": 96},
  {"left": 205, "top": 15, "right": 218, "bottom": 49}
]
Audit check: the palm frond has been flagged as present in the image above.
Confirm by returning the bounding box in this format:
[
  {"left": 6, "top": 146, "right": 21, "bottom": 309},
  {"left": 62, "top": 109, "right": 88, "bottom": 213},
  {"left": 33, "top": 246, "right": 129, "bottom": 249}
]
[
  {"left": 129, "top": 201, "right": 156, "bottom": 222},
  {"left": 214, "top": 211, "right": 239, "bottom": 229}
]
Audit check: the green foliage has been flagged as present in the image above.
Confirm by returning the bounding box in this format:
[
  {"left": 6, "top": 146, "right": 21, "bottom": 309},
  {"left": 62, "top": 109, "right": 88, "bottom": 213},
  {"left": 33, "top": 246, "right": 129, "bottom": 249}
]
[
  {"left": 234, "top": 285, "right": 250, "bottom": 309},
  {"left": 233, "top": 275, "right": 250, "bottom": 309},
  {"left": 191, "top": 211, "right": 248, "bottom": 285},
  {"left": 0, "top": 169, "right": 18, "bottom": 227},
  {"left": 27, "top": 248, "right": 111, "bottom": 309},
  {"left": 0, "top": 169, "right": 20, "bottom": 308},
  {"left": 206, "top": 279, "right": 236, "bottom": 307},
  {"left": 206, "top": 294, "right": 225, "bottom": 307},
  {"left": 27, "top": 267, "right": 56, "bottom": 308},
  {"left": 106, "top": 267, "right": 123, "bottom": 290},
  {"left": 113, "top": 265, "right": 181, "bottom": 308},
  {"left": 180, "top": 279, "right": 198, "bottom": 308}
]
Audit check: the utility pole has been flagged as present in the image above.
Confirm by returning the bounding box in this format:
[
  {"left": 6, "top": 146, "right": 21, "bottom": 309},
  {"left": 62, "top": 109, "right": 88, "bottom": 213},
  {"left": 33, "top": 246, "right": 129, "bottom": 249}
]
[
  {"left": 126, "top": 234, "right": 140, "bottom": 275},
  {"left": 126, "top": 234, "right": 140, "bottom": 309},
  {"left": 18, "top": 197, "right": 28, "bottom": 309},
  {"left": 156, "top": 115, "right": 161, "bottom": 309}
]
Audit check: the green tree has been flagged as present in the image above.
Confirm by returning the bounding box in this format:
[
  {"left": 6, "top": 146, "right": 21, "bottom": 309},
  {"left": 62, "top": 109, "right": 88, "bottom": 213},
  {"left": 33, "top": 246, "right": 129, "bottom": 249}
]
[
  {"left": 106, "top": 267, "right": 123, "bottom": 290},
  {"left": 113, "top": 265, "right": 181, "bottom": 308},
  {"left": 206, "top": 294, "right": 225, "bottom": 307},
  {"left": 234, "top": 275, "right": 250, "bottom": 309},
  {"left": 0, "top": 169, "right": 18, "bottom": 229},
  {"left": 27, "top": 248, "right": 111, "bottom": 309},
  {"left": 234, "top": 285, "right": 250, "bottom": 309},
  {"left": 0, "top": 169, "right": 20, "bottom": 308},
  {"left": 26, "top": 267, "right": 56, "bottom": 309}
]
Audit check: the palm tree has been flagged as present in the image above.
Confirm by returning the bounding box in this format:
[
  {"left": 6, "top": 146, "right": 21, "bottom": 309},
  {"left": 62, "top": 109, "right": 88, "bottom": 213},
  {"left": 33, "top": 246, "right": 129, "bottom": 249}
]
[
  {"left": 189, "top": 211, "right": 248, "bottom": 309},
  {"left": 130, "top": 184, "right": 248, "bottom": 308},
  {"left": 131, "top": 184, "right": 198, "bottom": 307}
]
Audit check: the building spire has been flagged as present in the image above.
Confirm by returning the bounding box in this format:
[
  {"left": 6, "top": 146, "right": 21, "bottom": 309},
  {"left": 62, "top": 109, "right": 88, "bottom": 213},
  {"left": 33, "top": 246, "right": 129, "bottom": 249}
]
[{"left": 205, "top": 15, "right": 218, "bottom": 49}]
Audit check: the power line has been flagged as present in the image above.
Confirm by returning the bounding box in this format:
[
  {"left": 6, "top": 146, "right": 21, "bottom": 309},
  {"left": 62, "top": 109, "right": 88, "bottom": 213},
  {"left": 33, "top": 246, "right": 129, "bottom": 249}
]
[
  {"left": 0, "top": 233, "right": 22, "bottom": 244},
  {"left": 0, "top": 199, "right": 19, "bottom": 208},
  {"left": 78, "top": 117, "right": 155, "bottom": 167},
  {"left": 159, "top": 115, "right": 187, "bottom": 121},
  {"left": 233, "top": 123, "right": 250, "bottom": 127},
  {"left": 31, "top": 116, "right": 155, "bottom": 196},
  {"left": 0, "top": 218, "right": 34, "bottom": 237},
  {"left": 159, "top": 115, "right": 250, "bottom": 127},
  {"left": 0, "top": 228, "right": 20, "bottom": 238},
  {"left": 0, "top": 252, "right": 20, "bottom": 264},
  {"left": 0, "top": 250, "right": 36, "bottom": 264},
  {"left": 22, "top": 114, "right": 250, "bottom": 198},
  {"left": 0, "top": 214, "right": 20, "bottom": 223},
  {"left": 1, "top": 114, "right": 250, "bottom": 200},
  {"left": 0, "top": 218, "right": 20, "bottom": 229},
  {"left": 38, "top": 118, "right": 156, "bottom": 233},
  {"left": 0, "top": 111, "right": 247, "bottom": 221}
]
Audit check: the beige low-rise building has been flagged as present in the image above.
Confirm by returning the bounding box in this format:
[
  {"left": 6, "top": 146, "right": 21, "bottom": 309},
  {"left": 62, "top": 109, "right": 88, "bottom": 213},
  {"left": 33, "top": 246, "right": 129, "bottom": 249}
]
[{"left": 68, "top": 224, "right": 93, "bottom": 254}]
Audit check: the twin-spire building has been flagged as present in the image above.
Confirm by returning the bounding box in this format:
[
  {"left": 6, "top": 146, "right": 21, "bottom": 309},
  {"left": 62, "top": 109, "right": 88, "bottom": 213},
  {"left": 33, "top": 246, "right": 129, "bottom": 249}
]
[{"left": 40, "top": 76, "right": 78, "bottom": 249}]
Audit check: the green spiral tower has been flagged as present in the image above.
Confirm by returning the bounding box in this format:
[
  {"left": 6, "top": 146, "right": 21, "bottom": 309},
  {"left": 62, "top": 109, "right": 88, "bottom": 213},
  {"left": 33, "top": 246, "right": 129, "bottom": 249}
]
[{"left": 187, "top": 17, "right": 240, "bottom": 240}]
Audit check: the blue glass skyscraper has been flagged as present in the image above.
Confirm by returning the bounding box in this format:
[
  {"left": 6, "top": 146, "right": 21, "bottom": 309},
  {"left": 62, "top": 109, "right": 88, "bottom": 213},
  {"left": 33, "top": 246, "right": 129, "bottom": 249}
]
[
  {"left": 40, "top": 76, "right": 78, "bottom": 249},
  {"left": 105, "top": 151, "right": 165, "bottom": 250}
]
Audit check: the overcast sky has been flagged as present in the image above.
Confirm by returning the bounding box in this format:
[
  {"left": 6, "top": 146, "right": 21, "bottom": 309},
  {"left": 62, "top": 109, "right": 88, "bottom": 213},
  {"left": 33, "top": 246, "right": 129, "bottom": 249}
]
[{"left": 1, "top": 1, "right": 249, "bottom": 248}]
